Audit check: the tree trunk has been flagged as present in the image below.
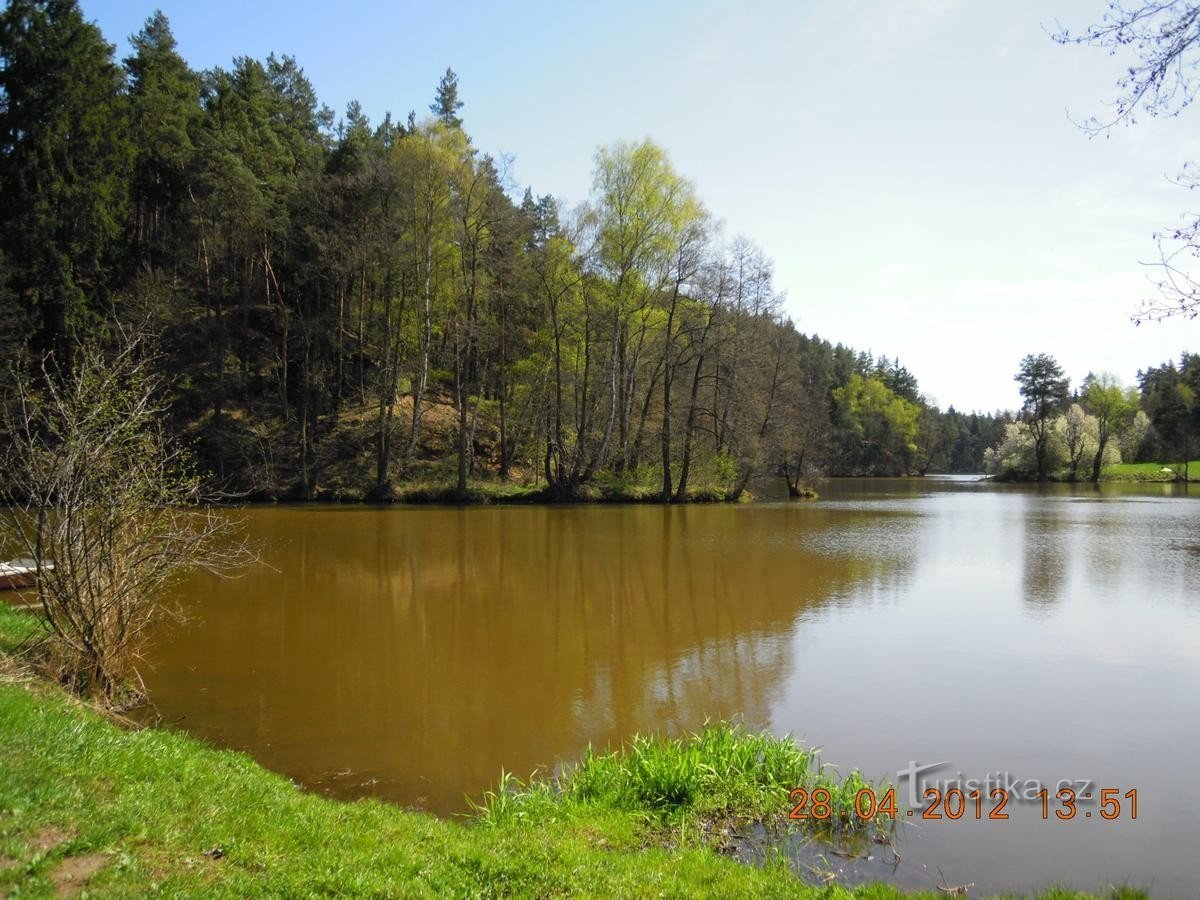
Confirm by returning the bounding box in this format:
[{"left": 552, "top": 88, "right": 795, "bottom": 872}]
[
  {"left": 336, "top": 277, "right": 345, "bottom": 409},
  {"left": 1091, "top": 430, "right": 1107, "bottom": 483},
  {"left": 376, "top": 280, "right": 395, "bottom": 493},
  {"left": 456, "top": 339, "right": 468, "bottom": 500},
  {"left": 674, "top": 353, "right": 705, "bottom": 503},
  {"left": 660, "top": 287, "right": 679, "bottom": 503},
  {"left": 406, "top": 240, "right": 433, "bottom": 465},
  {"left": 467, "top": 366, "right": 485, "bottom": 476},
  {"left": 498, "top": 301, "right": 509, "bottom": 480}
]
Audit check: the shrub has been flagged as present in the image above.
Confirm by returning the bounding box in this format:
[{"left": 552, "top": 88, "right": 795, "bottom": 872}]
[{"left": 1, "top": 334, "right": 251, "bottom": 707}]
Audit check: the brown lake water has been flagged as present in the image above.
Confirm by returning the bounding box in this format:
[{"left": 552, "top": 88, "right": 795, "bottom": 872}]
[{"left": 141, "top": 477, "right": 1200, "bottom": 895}]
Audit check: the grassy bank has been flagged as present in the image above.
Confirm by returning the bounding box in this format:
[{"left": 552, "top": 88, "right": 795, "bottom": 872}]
[
  {"left": 0, "top": 606, "right": 1143, "bottom": 897},
  {"left": 469, "top": 728, "right": 883, "bottom": 840},
  {"left": 988, "top": 461, "right": 1197, "bottom": 484},
  {"left": 1099, "top": 461, "right": 1196, "bottom": 482},
  {"left": 0, "top": 603, "right": 880, "bottom": 896}
]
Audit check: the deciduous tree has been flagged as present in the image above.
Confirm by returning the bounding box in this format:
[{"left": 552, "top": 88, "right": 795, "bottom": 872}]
[
  {"left": 1083, "top": 372, "right": 1139, "bottom": 481},
  {"left": 1, "top": 333, "right": 250, "bottom": 707}
]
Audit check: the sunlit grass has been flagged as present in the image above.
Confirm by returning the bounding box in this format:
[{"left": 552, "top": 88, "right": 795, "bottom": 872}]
[
  {"left": 0, "top": 679, "right": 893, "bottom": 897},
  {"left": 1101, "top": 461, "right": 1196, "bottom": 482},
  {"left": 0, "top": 602, "right": 41, "bottom": 653},
  {"left": 471, "top": 721, "right": 885, "bottom": 841}
]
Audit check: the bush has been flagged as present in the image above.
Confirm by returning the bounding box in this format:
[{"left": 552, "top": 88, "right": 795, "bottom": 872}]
[{"left": 1, "top": 334, "right": 251, "bottom": 707}]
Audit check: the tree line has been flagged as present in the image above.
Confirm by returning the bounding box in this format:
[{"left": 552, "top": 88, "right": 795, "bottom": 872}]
[
  {"left": 4, "top": 3, "right": 1013, "bottom": 502},
  {"left": 986, "top": 352, "right": 1199, "bottom": 482}
]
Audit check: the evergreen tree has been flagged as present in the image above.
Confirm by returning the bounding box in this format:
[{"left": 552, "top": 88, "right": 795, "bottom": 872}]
[
  {"left": 0, "top": 251, "right": 24, "bottom": 395},
  {"left": 125, "top": 10, "right": 200, "bottom": 269},
  {"left": 0, "top": 6, "right": 1033, "bottom": 499},
  {"left": 1015, "top": 353, "right": 1070, "bottom": 481},
  {"left": 430, "top": 67, "right": 463, "bottom": 128},
  {"left": 1139, "top": 355, "right": 1200, "bottom": 478},
  {"left": 0, "top": 0, "right": 132, "bottom": 367}
]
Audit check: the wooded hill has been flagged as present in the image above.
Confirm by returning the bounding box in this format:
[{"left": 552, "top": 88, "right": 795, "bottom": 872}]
[{"left": 0, "top": 3, "right": 1007, "bottom": 501}]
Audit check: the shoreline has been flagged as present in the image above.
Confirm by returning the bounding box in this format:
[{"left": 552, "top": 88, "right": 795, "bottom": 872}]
[
  {"left": 0, "top": 601, "right": 883, "bottom": 898},
  {"left": 223, "top": 480, "right": 795, "bottom": 505},
  {"left": 0, "top": 606, "right": 1151, "bottom": 898}
]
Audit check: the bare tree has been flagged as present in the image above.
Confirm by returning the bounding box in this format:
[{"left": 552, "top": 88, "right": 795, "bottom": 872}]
[
  {"left": 1055, "top": 2, "right": 1200, "bottom": 320},
  {"left": 2, "top": 333, "right": 251, "bottom": 707},
  {"left": 779, "top": 379, "right": 833, "bottom": 495}
]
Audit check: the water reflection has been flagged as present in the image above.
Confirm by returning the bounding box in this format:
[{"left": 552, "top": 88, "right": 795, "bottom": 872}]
[
  {"left": 146, "top": 504, "right": 907, "bottom": 813},
  {"left": 1021, "top": 493, "right": 1067, "bottom": 613},
  {"left": 134, "top": 482, "right": 1200, "bottom": 895}
]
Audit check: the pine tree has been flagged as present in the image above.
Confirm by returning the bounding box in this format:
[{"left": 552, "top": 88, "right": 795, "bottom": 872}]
[
  {"left": 430, "top": 67, "right": 463, "bottom": 128},
  {"left": 125, "top": 10, "right": 200, "bottom": 269},
  {"left": 1015, "top": 353, "right": 1070, "bottom": 481},
  {"left": 0, "top": 0, "right": 132, "bottom": 367}
]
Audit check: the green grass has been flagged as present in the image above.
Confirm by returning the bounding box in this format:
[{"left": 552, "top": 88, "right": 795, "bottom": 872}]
[
  {"left": 0, "top": 679, "right": 908, "bottom": 897},
  {"left": 1100, "top": 461, "right": 1196, "bottom": 482},
  {"left": 993, "top": 461, "right": 1196, "bottom": 484},
  {"left": 471, "top": 724, "right": 882, "bottom": 840},
  {"left": 0, "top": 602, "right": 41, "bottom": 652},
  {"left": 0, "top": 606, "right": 1149, "bottom": 897}
]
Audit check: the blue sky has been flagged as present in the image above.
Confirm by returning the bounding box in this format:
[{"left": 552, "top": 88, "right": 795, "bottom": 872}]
[{"left": 84, "top": 0, "right": 1200, "bottom": 411}]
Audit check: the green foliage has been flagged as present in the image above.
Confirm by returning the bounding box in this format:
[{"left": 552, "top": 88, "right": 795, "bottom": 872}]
[
  {"left": 1100, "top": 460, "right": 1197, "bottom": 481},
  {"left": 1138, "top": 354, "right": 1200, "bottom": 473},
  {"left": 941, "top": 408, "right": 1012, "bottom": 473},
  {"left": 981, "top": 359, "right": 1200, "bottom": 482},
  {"left": 591, "top": 463, "right": 660, "bottom": 499},
  {"left": 1084, "top": 374, "right": 1137, "bottom": 428},
  {"left": 592, "top": 140, "right": 701, "bottom": 283},
  {"left": 430, "top": 67, "right": 464, "bottom": 128},
  {"left": 474, "top": 720, "right": 882, "bottom": 837},
  {"left": 14, "top": 6, "right": 1176, "bottom": 501},
  {"left": 1082, "top": 373, "right": 1140, "bottom": 481},
  {"left": 1016, "top": 354, "right": 1070, "bottom": 416},
  {"left": 0, "top": 0, "right": 132, "bottom": 360},
  {"left": 700, "top": 450, "right": 740, "bottom": 492},
  {"left": 1014, "top": 353, "right": 1071, "bottom": 481},
  {"left": 124, "top": 11, "right": 200, "bottom": 268},
  {"left": 833, "top": 374, "right": 921, "bottom": 474},
  {"left": 0, "top": 676, "right": 916, "bottom": 898}
]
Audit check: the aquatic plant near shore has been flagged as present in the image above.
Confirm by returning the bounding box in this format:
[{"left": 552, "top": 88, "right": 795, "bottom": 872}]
[{"left": 470, "top": 721, "right": 887, "bottom": 842}]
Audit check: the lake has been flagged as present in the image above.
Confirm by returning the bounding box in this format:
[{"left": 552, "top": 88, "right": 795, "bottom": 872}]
[{"left": 141, "top": 477, "right": 1200, "bottom": 895}]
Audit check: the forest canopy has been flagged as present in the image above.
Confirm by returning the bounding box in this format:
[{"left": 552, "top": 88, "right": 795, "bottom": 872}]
[{"left": 0, "top": 3, "right": 1188, "bottom": 499}]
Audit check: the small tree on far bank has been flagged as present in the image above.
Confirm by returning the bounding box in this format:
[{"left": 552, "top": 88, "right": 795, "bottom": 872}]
[
  {"left": 1, "top": 333, "right": 251, "bottom": 708},
  {"left": 1015, "top": 353, "right": 1070, "bottom": 481},
  {"left": 1083, "top": 373, "right": 1139, "bottom": 483},
  {"left": 1059, "top": 403, "right": 1092, "bottom": 483},
  {"left": 983, "top": 420, "right": 1067, "bottom": 479}
]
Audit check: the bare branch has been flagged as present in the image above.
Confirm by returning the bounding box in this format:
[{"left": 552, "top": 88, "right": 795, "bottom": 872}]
[{"left": 1, "top": 331, "right": 254, "bottom": 708}]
